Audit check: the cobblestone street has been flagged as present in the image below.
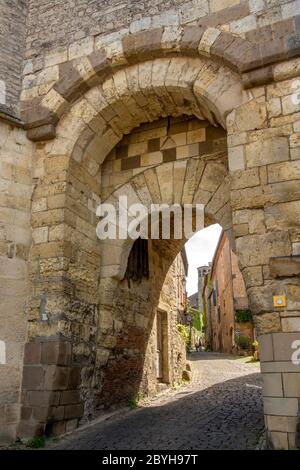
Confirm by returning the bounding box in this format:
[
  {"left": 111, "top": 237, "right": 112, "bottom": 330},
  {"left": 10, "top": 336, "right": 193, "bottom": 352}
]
[{"left": 53, "top": 352, "right": 264, "bottom": 450}]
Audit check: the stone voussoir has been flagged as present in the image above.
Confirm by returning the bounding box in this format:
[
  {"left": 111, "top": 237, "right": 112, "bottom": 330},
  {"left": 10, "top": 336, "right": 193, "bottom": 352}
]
[
  {"left": 21, "top": 23, "right": 300, "bottom": 143},
  {"left": 122, "top": 28, "right": 164, "bottom": 63},
  {"left": 54, "top": 60, "right": 91, "bottom": 102}
]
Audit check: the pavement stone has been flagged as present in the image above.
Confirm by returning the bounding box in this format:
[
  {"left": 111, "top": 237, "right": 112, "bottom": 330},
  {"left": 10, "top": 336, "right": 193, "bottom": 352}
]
[{"left": 53, "top": 352, "right": 264, "bottom": 450}]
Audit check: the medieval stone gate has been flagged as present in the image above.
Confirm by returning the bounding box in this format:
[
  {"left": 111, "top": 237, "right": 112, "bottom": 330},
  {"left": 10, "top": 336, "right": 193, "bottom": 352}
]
[{"left": 0, "top": 0, "right": 300, "bottom": 450}]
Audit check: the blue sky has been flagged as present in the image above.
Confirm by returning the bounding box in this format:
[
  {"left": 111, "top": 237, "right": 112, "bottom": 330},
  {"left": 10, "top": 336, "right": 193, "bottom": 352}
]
[{"left": 185, "top": 224, "right": 222, "bottom": 296}]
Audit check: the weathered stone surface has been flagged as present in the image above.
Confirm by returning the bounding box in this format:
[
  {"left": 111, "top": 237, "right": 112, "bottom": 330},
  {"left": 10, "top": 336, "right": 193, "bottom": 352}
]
[
  {"left": 122, "top": 28, "right": 163, "bottom": 62},
  {"left": 255, "top": 313, "right": 282, "bottom": 335},
  {"left": 246, "top": 136, "right": 289, "bottom": 167},
  {"left": 237, "top": 232, "right": 291, "bottom": 268},
  {"left": 181, "top": 25, "right": 205, "bottom": 53},
  {"left": 233, "top": 102, "right": 267, "bottom": 133},
  {"left": 273, "top": 332, "right": 300, "bottom": 361},
  {"left": 27, "top": 124, "right": 56, "bottom": 141},
  {"left": 41, "top": 341, "right": 72, "bottom": 366},
  {"left": 267, "top": 160, "right": 300, "bottom": 183},
  {"left": 54, "top": 61, "right": 90, "bottom": 102},
  {"left": 242, "top": 66, "right": 274, "bottom": 89},
  {"left": 242, "top": 266, "right": 263, "bottom": 288},
  {"left": 270, "top": 256, "right": 300, "bottom": 278},
  {"left": 262, "top": 373, "right": 283, "bottom": 397},
  {"left": 228, "top": 145, "right": 245, "bottom": 171},
  {"left": 281, "top": 317, "right": 300, "bottom": 332}
]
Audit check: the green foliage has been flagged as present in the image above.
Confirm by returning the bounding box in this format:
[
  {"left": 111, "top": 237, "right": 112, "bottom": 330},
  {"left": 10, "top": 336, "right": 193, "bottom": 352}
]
[
  {"left": 235, "top": 309, "right": 253, "bottom": 323},
  {"left": 188, "top": 307, "right": 202, "bottom": 332},
  {"left": 177, "top": 324, "right": 190, "bottom": 348},
  {"left": 128, "top": 393, "right": 144, "bottom": 409},
  {"left": 235, "top": 335, "right": 249, "bottom": 350},
  {"left": 237, "top": 355, "right": 259, "bottom": 364},
  {"left": 252, "top": 340, "right": 259, "bottom": 351},
  {"left": 247, "top": 356, "right": 259, "bottom": 363},
  {"left": 26, "top": 436, "right": 46, "bottom": 449},
  {"left": 128, "top": 398, "right": 139, "bottom": 409}
]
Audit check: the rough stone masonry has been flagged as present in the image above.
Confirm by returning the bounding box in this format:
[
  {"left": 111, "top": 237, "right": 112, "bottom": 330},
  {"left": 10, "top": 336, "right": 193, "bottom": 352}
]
[{"left": 0, "top": 0, "right": 300, "bottom": 450}]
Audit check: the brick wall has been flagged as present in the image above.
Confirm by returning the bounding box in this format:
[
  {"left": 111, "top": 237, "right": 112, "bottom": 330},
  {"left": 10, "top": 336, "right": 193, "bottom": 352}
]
[{"left": 0, "top": 0, "right": 27, "bottom": 115}]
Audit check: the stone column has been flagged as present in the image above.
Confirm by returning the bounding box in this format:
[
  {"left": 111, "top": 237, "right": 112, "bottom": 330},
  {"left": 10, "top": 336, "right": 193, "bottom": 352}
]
[
  {"left": 260, "top": 332, "right": 300, "bottom": 450},
  {"left": 18, "top": 144, "right": 101, "bottom": 438},
  {"left": 228, "top": 77, "right": 300, "bottom": 449},
  {"left": 235, "top": 228, "right": 300, "bottom": 451},
  {"left": 0, "top": 123, "right": 34, "bottom": 444},
  {"left": 19, "top": 340, "right": 82, "bottom": 438}
]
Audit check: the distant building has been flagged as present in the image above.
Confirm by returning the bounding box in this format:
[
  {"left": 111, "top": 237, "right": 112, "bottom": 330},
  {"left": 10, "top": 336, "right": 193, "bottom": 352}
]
[
  {"left": 197, "top": 264, "right": 212, "bottom": 312},
  {"left": 188, "top": 292, "right": 198, "bottom": 309},
  {"left": 143, "top": 247, "right": 189, "bottom": 395},
  {"left": 176, "top": 248, "right": 189, "bottom": 324},
  {"left": 202, "top": 231, "right": 254, "bottom": 354},
  {"left": 188, "top": 263, "right": 211, "bottom": 313}
]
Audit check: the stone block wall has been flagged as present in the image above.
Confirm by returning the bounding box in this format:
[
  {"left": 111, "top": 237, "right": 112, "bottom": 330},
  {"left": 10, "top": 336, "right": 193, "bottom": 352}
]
[
  {"left": 228, "top": 63, "right": 300, "bottom": 449},
  {"left": 24, "top": 0, "right": 299, "bottom": 67},
  {"left": 17, "top": 235, "right": 187, "bottom": 438},
  {"left": 0, "top": 1, "right": 27, "bottom": 115},
  {"left": 19, "top": 340, "right": 83, "bottom": 437},
  {"left": 260, "top": 333, "right": 300, "bottom": 449},
  {"left": 141, "top": 252, "right": 187, "bottom": 396},
  {"left": 229, "top": 72, "right": 300, "bottom": 336},
  {"left": 97, "top": 238, "right": 187, "bottom": 410},
  {"left": 0, "top": 121, "right": 34, "bottom": 443}
]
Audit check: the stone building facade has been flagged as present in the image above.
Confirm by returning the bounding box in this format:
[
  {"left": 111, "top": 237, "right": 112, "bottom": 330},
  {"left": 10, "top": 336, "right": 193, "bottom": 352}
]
[
  {"left": 198, "top": 264, "right": 212, "bottom": 312},
  {"left": 0, "top": 0, "right": 300, "bottom": 450},
  {"left": 127, "top": 249, "right": 188, "bottom": 401},
  {"left": 203, "top": 230, "right": 254, "bottom": 353},
  {"left": 188, "top": 264, "right": 212, "bottom": 312}
]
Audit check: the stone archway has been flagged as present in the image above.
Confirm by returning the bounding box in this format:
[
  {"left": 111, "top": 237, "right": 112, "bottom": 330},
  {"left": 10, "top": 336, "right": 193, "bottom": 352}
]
[
  {"left": 18, "top": 41, "right": 300, "bottom": 449},
  {"left": 94, "top": 123, "right": 232, "bottom": 409}
]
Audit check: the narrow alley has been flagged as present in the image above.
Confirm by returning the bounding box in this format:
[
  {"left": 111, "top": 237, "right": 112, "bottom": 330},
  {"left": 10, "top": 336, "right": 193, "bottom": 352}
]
[{"left": 52, "top": 353, "right": 264, "bottom": 450}]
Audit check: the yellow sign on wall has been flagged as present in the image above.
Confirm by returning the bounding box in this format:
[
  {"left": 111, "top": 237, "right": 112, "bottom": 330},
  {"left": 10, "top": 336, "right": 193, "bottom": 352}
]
[{"left": 273, "top": 295, "right": 287, "bottom": 308}]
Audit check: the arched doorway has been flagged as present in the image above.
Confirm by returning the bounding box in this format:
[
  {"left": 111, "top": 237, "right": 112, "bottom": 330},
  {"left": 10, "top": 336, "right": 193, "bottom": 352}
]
[{"left": 18, "top": 44, "right": 300, "bottom": 449}]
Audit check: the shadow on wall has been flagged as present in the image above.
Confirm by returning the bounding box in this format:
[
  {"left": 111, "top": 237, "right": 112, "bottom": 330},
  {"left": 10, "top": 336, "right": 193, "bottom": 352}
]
[
  {"left": 55, "top": 372, "right": 263, "bottom": 450},
  {"left": 95, "top": 238, "right": 186, "bottom": 413}
]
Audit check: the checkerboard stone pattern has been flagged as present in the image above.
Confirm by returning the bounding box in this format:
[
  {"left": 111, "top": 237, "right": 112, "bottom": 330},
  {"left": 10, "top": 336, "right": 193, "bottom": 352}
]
[{"left": 101, "top": 117, "right": 227, "bottom": 199}]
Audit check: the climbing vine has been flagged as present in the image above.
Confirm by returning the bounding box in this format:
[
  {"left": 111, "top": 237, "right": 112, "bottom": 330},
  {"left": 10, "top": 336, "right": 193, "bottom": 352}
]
[{"left": 235, "top": 309, "right": 253, "bottom": 323}]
